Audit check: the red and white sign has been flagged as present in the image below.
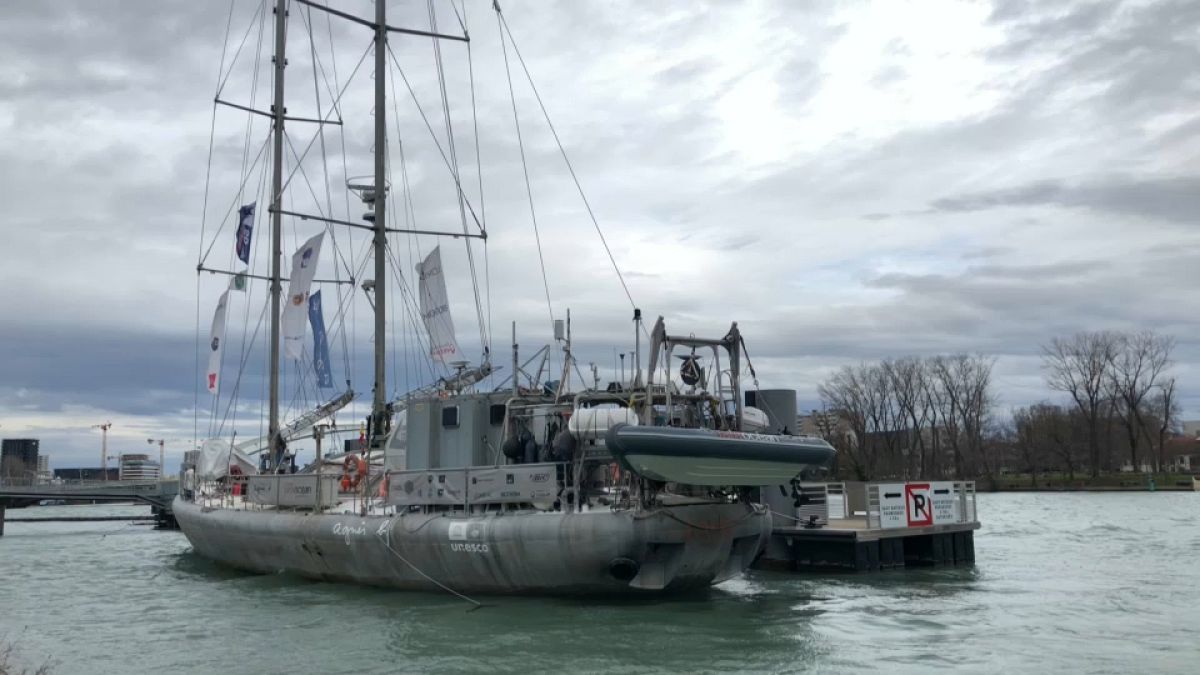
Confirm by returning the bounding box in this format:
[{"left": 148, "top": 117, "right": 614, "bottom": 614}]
[
  {"left": 904, "top": 483, "right": 934, "bottom": 527},
  {"left": 877, "top": 481, "right": 960, "bottom": 529}
]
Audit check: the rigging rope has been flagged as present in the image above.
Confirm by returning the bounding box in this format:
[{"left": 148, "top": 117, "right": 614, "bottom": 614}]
[
  {"left": 384, "top": 45, "right": 485, "bottom": 236},
  {"left": 197, "top": 0, "right": 240, "bottom": 447},
  {"left": 277, "top": 41, "right": 373, "bottom": 202},
  {"left": 302, "top": 3, "right": 352, "bottom": 390},
  {"left": 384, "top": 60, "right": 451, "bottom": 383},
  {"left": 496, "top": 7, "right": 558, "bottom": 365},
  {"left": 426, "top": 0, "right": 489, "bottom": 355},
  {"left": 462, "top": 0, "right": 494, "bottom": 382},
  {"left": 320, "top": 3, "right": 356, "bottom": 387},
  {"left": 215, "top": 1, "right": 267, "bottom": 98},
  {"left": 495, "top": 7, "right": 642, "bottom": 315},
  {"left": 376, "top": 527, "right": 483, "bottom": 609}
]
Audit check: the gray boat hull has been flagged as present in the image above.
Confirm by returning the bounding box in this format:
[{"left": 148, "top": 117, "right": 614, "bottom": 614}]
[{"left": 174, "top": 497, "right": 770, "bottom": 595}]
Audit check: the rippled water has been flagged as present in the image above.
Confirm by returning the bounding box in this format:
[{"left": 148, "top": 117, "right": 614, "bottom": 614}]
[{"left": 1, "top": 493, "right": 1197, "bottom": 674}]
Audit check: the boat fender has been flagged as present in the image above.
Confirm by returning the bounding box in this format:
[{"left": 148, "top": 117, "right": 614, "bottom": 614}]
[
  {"left": 551, "top": 429, "right": 576, "bottom": 461},
  {"left": 608, "top": 557, "right": 639, "bottom": 582},
  {"left": 501, "top": 436, "right": 523, "bottom": 461}
]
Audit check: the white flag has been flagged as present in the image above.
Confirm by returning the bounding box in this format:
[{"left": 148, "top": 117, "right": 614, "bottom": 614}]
[
  {"left": 282, "top": 232, "right": 324, "bottom": 360},
  {"left": 416, "top": 246, "right": 459, "bottom": 363},
  {"left": 206, "top": 289, "right": 230, "bottom": 394},
  {"left": 229, "top": 270, "right": 248, "bottom": 292}
]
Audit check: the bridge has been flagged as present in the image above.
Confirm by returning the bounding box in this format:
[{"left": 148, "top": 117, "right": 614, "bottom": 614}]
[{"left": 0, "top": 478, "right": 179, "bottom": 534}]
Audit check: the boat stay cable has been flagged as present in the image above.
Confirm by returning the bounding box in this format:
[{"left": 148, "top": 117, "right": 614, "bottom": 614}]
[
  {"left": 427, "top": 0, "right": 489, "bottom": 355},
  {"left": 495, "top": 6, "right": 643, "bottom": 324},
  {"left": 196, "top": 0, "right": 239, "bottom": 450},
  {"left": 496, "top": 7, "right": 558, "bottom": 373},
  {"left": 462, "top": 0, "right": 495, "bottom": 375}
]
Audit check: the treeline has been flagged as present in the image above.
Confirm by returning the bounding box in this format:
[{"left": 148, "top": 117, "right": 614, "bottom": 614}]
[
  {"left": 817, "top": 354, "right": 996, "bottom": 480},
  {"left": 1017, "top": 330, "right": 1177, "bottom": 479},
  {"left": 815, "top": 330, "right": 1180, "bottom": 481}
]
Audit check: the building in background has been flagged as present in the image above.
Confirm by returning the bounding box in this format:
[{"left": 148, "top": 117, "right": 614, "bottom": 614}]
[
  {"left": 36, "top": 455, "right": 50, "bottom": 480},
  {"left": 1, "top": 438, "right": 40, "bottom": 479},
  {"left": 53, "top": 467, "right": 119, "bottom": 481},
  {"left": 118, "top": 453, "right": 161, "bottom": 480},
  {"left": 1181, "top": 421, "right": 1200, "bottom": 440}
]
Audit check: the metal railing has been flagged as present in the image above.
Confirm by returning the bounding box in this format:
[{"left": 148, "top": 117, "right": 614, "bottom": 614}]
[
  {"left": 0, "top": 478, "right": 173, "bottom": 491},
  {"left": 824, "top": 482, "right": 848, "bottom": 520}
]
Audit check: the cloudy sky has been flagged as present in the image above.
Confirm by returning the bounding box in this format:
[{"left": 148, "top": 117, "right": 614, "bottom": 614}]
[{"left": 2, "top": 0, "right": 1198, "bottom": 469}]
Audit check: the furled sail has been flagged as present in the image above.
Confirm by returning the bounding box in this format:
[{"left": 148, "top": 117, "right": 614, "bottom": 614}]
[
  {"left": 416, "top": 246, "right": 459, "bottom": 363},
  {"left": 206, "top": 289, "right": 230, "bottom": 394},
  {"left": 282, "top": 232, "right": 324, "bottom": 360}
]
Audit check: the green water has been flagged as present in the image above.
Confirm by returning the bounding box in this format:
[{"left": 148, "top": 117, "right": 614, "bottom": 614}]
[{"left": 1, "top": 493, "right": 1196, "bottom": 674}]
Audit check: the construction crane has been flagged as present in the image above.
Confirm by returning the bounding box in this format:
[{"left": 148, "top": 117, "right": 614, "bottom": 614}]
[
  {"left": 146, "top": 438, "right": 191, "bottom": 481},
  {"left": 92, "top": 422, "right": 113, "bottom": 480}
]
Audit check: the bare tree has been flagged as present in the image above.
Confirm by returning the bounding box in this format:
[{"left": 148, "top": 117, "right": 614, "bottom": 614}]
[
  {"left": 818, "top": 365, "right": 873, "bottom": 480},
  {"left": 1042, "top": 332, "right": 1120, "bottom": 477},
  {"left": 1150, "top": 377, "right": 1179, "bottom": 472},
  {"left": 1012, "top": 406, "right": 1040, "bottom": 486},
  {"left": 886, "top": 357, "right": 932, "bottom": 479},
  {"left": 821, "top": 355, "right": 995, "bottom": 481},
  {"left": 929, "top": 356, "right": 964, "bottom": 477},
  {"left": 962, "top": 356, "right": 997, "bottom": 477},
  {"left": 1107, "top": 330, "right": 1173, "bottom": 472},
  {"left": 1012, "top": 402, "right": 1085, "bottom": 483}
]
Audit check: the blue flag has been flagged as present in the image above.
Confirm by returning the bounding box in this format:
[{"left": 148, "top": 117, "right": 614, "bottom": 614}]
[
  {"left": 308, "top": 291, "right": 333, "bottom": 388},
  {"left": 235, "top": 202, "right": 255, "bottom": 264}
]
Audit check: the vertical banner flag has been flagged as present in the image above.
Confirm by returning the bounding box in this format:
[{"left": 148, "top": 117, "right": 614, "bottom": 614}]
[
  {"left": 416, "top": 246, "right": 459, "bottom": 363},
  {"left": 235, "top": 202, "right": 255, "bottom": 264},
  {"left": 206, "top": 289, "right": 230, "bottom": 394},
  {"left": 308, "top": 291, "right": 333, "bottom": 388},
  {"left": 282, "top": 232, "right": 324, "bottom": 360}
]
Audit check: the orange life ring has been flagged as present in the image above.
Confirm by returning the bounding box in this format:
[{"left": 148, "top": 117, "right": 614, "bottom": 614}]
[{"left": 341, "top": 454, "right": 364, "bottom": 490}]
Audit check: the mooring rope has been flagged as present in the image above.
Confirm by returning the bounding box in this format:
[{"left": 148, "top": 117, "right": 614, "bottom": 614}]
[{"left": 375, "top": 528, "right": 483, "bottom": 609}]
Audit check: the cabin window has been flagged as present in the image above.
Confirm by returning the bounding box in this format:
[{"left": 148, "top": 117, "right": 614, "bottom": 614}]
[
  {"left": 489, "top": 404, "right": 506, "bottom": 425},
  {"left": 442, "top": 406, "right": 460, "bottom": 428}
]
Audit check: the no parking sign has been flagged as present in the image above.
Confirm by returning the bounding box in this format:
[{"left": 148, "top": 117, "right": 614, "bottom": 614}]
[{"left": 905, "top": 482, "right": 934, "bottom": 527}]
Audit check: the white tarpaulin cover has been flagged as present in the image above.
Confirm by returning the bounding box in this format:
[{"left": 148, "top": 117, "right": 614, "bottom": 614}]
[
  {"left": 282, "top": 232, "right": 325, "bottom": 360},
  {"left": 197, "top": 438, "right": 258, "bottom": 480},
  {"left": 416, "top": 246, "right": 459, "bottom": 363}
]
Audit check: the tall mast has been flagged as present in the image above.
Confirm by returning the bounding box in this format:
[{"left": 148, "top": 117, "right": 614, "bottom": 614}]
[
  {"left": 371, "top": 0, "right": 388, "bottom": 443},
  {"left": 268, "top": 0, "right": 287, "bottom": 462}
]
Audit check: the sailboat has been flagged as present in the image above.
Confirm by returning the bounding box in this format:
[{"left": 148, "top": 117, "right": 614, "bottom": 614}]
[{"left": 175, "top": 0, "right": 835, "bottom": 596}]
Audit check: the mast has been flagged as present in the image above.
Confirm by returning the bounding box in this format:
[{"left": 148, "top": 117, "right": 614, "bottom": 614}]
[
  {"left": 268, "top": 0, "right": 287, "bottom": 465},
  {"left": 371, "top": 0, "right": 388, "bottom": 446}
]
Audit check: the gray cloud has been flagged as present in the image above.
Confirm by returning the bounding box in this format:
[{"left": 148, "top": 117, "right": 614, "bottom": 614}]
[{"left": 930, "top": 176, "right": 1200, "bottom": 224}]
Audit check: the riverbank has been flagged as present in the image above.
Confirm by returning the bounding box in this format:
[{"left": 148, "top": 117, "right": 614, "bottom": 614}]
[{"left": 987, "top": 473, "right": 1197, "bottom": 492}]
